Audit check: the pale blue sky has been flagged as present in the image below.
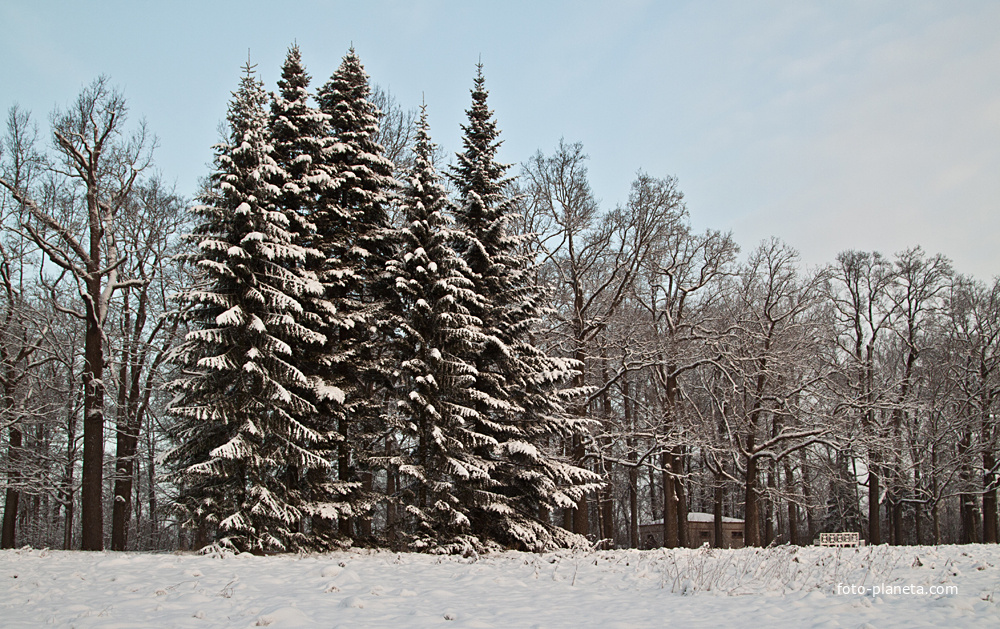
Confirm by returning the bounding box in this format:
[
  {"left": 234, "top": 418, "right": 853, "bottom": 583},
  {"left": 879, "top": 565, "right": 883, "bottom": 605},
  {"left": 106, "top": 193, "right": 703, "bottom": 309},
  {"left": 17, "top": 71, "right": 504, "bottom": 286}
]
[{"left": 2, "top": 1, "right": 998, "bottom": 278}]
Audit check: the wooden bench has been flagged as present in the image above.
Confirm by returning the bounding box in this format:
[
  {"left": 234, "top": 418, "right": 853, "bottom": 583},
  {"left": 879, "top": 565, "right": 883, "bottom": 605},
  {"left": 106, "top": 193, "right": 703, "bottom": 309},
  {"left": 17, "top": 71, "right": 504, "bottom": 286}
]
[{"left": 817, "top": 532, "right": 863, "bottom": 547}]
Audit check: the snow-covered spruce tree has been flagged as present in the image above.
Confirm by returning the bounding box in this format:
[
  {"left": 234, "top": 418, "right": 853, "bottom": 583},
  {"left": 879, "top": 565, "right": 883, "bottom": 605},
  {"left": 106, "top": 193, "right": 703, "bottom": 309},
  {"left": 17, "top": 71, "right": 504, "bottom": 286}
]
[
  {"left": 267, "top": 44, "right": 356, "bottom": 546},
  {"left": 315, "top": 48, "right": 398, "bottom": 539},
  {"left": 383, "top": 105, "right": 501, "bottom": 552},
  {"left": 448, "top": 65, "right": 600, "bottom": 550},
  {"left": 166, "top": 62, "right": 332, "bottom": 553}
]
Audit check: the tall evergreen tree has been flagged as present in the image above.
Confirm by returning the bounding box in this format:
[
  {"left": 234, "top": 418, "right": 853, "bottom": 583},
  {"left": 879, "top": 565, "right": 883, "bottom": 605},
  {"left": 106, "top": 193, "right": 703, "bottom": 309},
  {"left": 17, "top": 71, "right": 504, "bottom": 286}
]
[
  {"left": 384, "top": 105, "right": 499, "bottom": 552},
  {"left": 315, "top": 48, "right": 399, "bottom": 538},
  {"left": 449, "top": 65, "right": 599, "bottom": 550},
  {"left": 268, "top": 44, "right": 355, "bottom": 546},
  {"left": 166, "top": 62, "right": 333, "bottom": 553}
]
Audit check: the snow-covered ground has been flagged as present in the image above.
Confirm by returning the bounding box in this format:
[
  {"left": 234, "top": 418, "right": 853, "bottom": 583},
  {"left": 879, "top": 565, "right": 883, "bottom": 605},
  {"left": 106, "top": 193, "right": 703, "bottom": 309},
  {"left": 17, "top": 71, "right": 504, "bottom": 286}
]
[{"left": 3, "top": 544, "right": 998, "bottom": 628}]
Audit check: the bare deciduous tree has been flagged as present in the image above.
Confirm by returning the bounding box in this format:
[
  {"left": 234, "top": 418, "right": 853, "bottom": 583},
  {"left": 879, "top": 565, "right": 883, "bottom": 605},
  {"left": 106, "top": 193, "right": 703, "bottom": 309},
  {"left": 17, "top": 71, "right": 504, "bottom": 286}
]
[
  {"left": 0, "top": 106, "right": 51, "bottom": 549},
  {"left": 0, "top": 77, "right": 154, "bottom": 550},
  {"left": 370, "top": 85, "right": 418, "bottom": 180},
  {"left": 709, "top": 240, "right": 829, "bottom": 546},
  {"left": 826, "top": 250, "right": 896, "bottom": 544},
  {"left": 108, "top": 177, "right": 184, "bottom": 550},
  {"left": 521, "top": 141, "right": 683, "bottom": 538}
]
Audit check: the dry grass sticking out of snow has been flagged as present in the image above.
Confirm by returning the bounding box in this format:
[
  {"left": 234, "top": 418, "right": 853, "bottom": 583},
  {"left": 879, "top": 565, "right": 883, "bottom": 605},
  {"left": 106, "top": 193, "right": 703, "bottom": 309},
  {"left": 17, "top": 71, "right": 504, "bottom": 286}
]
[{"left": 1, "top": 544, "right": 998, "bottom": 628}]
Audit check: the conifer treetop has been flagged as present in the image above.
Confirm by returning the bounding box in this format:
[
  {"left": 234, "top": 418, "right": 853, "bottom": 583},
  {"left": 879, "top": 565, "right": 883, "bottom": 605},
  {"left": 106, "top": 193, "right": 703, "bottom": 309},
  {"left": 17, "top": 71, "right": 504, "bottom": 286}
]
[
  {"left": 450, "top": 63, "right": 516, "bottom": 235},
  {"left": 318, "top": 47, "right": 381, "bottom": 155},
  {"left": 268, "top": 44, "right": 336, "bottom": 239},
  {"left": 316, "top": 46, "right": 396, "bottom": 240}
]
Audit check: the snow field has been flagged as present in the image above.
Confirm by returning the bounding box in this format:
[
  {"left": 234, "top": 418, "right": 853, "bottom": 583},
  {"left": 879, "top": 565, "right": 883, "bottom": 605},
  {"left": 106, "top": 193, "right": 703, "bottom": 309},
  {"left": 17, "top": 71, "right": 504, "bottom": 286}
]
[{"left": 2, "top": 544, "right": 998, "bottom": 628}]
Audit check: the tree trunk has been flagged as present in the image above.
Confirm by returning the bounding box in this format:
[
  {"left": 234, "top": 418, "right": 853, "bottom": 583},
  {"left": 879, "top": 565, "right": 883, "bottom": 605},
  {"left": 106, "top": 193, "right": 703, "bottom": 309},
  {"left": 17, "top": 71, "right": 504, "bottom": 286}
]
[
  {"left": 914, "top": 501, "right": 923, "bottom": 546},
  {"left": 628, "top": 459, "right": 638, "bottom": 548},
  {"left": 563, "top": 434, "right": 574, "bottom": 530},
  {"left": 600, "top": 484, "right": 614, "bottom": 547},
  {"left": 80, "top": 280, "right": 106, "bottom": 551},
  {"left": 983, "top": 452, "right": 998, "bottom": 544},
  {"left": 961, "top": 491, "right": 978, "bottom": 544},
  {"left": 802, "top": 459, "right": 816, "bottom": 543},
  {"left": 648, "top": 459, "right": 659, "bottom": 537},
  {"left": 714, "top": 470, "right": 724, "bottom": 548},
  {"left": 112, "top": 364, "right": 142, "bottom": 550},
  {"left": 385, "top": 439, "right": 397, "bottom": 546},
  {"left": 891, "top": 497, "right": 905, "bottom": 546},
  {"left": 146, "top": 425, "right": 158, "bottom": 549},
  {"left": 959, "top": 430, "right": 978, "bottom": 544},
  {"left": 623, "top": 378, "right": 638, "bottom": 548},
  {"left": 743, "top": 366, "right": 767, "bottom": 548},
  {"left": 744, "top": 454, "right": 761, "bottom": 547},
  {"left": 597, "top": 491, "right": 608, "bottom": 544},
  {"left": 113, "top": 289, "right": 153, "bottom": 551},
  {"left": 598, "top": 366, "right": 614, "bottom": 547},
  {"left": 111, "top": 388, "right": 139, "bottom": 550},
  {"left": 573, "top": 434, "right": 589, "bottom": 537},
  {"left": 932, "top": 501, "right": 941, "bottom": 544},
  {"left": 673, "top": 449, "right": 688, "bottom": 547},
  {"left": 764, "top": 463, "right": 776, "bottom": 545},
  {"left": 338, "top": 416, "right": 352, "bottom": 538},
  {"left": 1, "top": 426, "right": 22, "bottom": 549},
  {"left": 1, "top": 362, "right": 22, "bottom": 549},
  {"left": 571, "top": 340, "right": 589, "bottom": 539},
  {"left": 785, "top": 460, "right": 798, "bottom": 545},
  {"left": 661, "top": 451, "right": 677, "bottom": 547},
  {"left": 868, "top": 463, "right": 881, "bottom": 545},
  {"left": 62, "top": 366, "right": 78, "bottom": 551}
]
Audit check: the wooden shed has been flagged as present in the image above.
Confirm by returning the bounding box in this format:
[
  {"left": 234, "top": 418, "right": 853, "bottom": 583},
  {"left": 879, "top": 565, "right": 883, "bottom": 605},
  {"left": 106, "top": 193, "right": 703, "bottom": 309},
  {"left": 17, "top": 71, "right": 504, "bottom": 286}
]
[{"left": 639, "top": 512, "right": 745, "bottom": 549}]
